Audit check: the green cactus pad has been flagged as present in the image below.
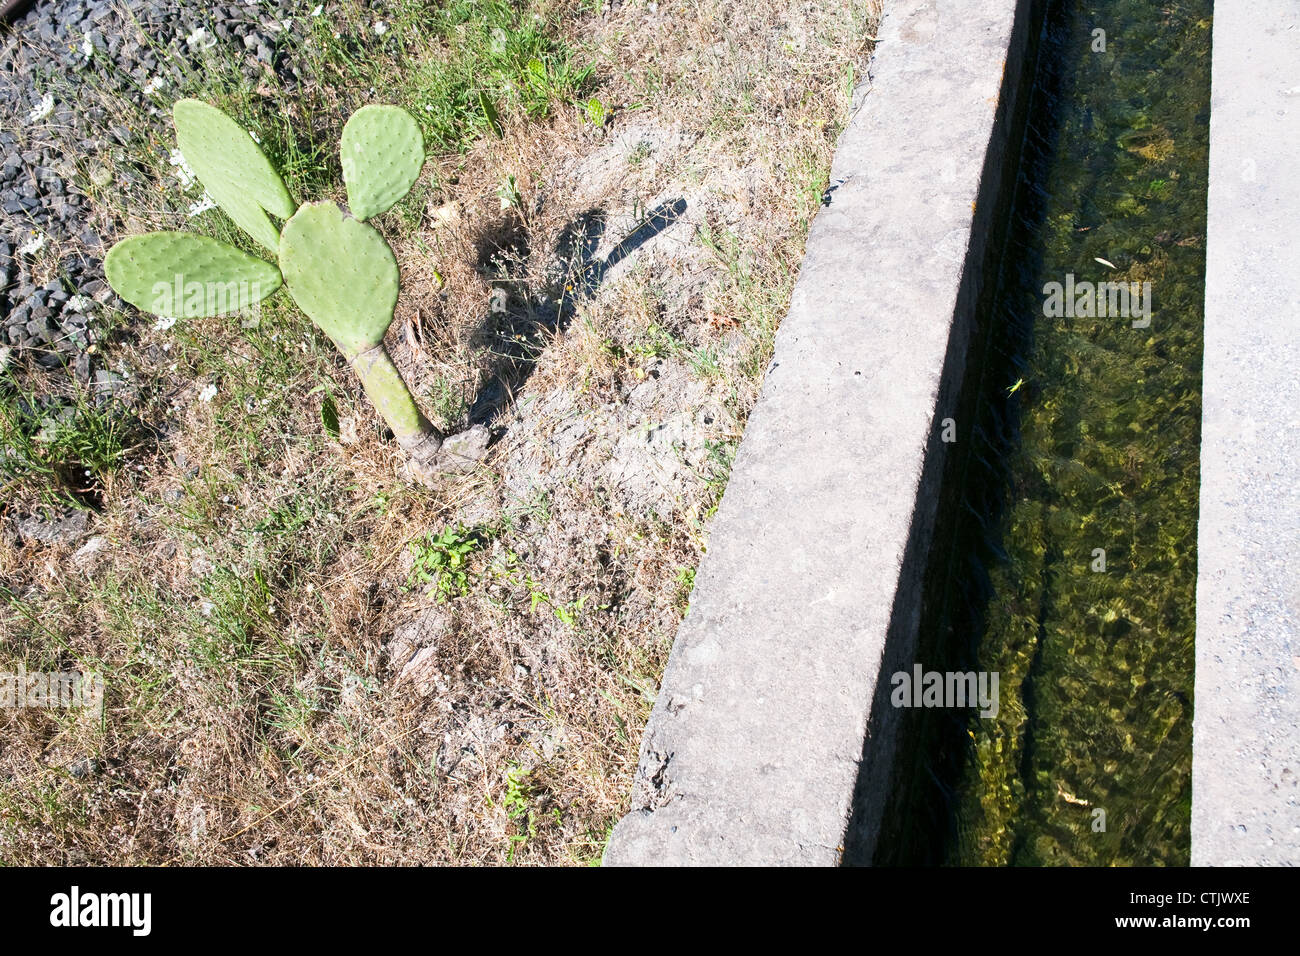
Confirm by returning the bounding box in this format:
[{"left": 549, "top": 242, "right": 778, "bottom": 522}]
[
  {"left": 278, "top": 201, "right": 400, "bottom": 357},
  {"left": 105, "top": 232, "right": 283, "bottom": 317},
  {"left": 340, "top": 105, "right": 425, "bottom": 221},
  {"left": 174, "top": 98, "right": 296, "bottom": 252}
]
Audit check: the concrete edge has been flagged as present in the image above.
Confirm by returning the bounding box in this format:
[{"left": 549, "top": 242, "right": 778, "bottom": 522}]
[
  {"left": 1191, "top": 0, "right": 1300, "bottom": 867},
  {"left": 604, "top": 0, "right": 1038, "bottom": 866}
]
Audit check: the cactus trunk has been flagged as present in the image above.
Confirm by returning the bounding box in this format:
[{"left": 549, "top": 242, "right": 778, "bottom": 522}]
[{"left": 348, "top": 342, "right": 439, "bottom": 452}]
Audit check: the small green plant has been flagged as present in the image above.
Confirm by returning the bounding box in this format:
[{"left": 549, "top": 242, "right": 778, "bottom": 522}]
[
  {"left": 549, "top": 594, "right": 587, "bottom": 627},
  {"left": 102, "top": 99, "right": 461, "bottom": 479},
  {"left": 521, "top": 572, "right": 589, "bottom": 627},
  {"left": 674, "top": 565, "right": 696, "bottom": 610},
  {"left": 408, "top": 525, "right": 484, "bottom": 601},
  {"left": 502, "top": 763, "right": 538, "bottom": 862},
  {"left": 629, "top": 322, "right": 681, "bottom": 361},
  {"left": 496, "top": 173, "right": 523, "bottom": 211},
  {"left": 583, "top": 96, "right": 610, "bottom": 127}
]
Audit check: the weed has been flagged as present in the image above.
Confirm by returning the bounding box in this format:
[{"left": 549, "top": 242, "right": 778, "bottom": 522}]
[
  {"left": 629, "top": 322, "right": 681, "bottom": 362},
  {"left": 502, "top": 763, "right": 537, "bottom": 862},
  {"left": 408, "top": 524, "right": 488, "bottom": 601},
  {"left": 675, "top": 565, "right": 697, "bottom": 610},
  {"left": 687, "top": 345, "right": 721, "bottom": 378},
  {"left": 423, "top": 376, "right": 470, "bottom": 432},
  {"left": 317, "top": 0, "right": 596, "bottom": 152},
  {"left": 521, "top": 572, "right": 588, "bottom": 626},
  {"left": 496, "top": 173, "right": 524, "bottom": 211},
  {"left": 702, "top": 438, "right": 737, "bottom": 515}
]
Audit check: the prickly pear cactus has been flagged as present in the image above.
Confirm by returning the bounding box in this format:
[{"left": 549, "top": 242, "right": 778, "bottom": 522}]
[
  {"left": 102, "top": 99, "right": 484, "bottom": 479},
  {"left": 340, "top": 105, "right": 425, "bottom": 221}
]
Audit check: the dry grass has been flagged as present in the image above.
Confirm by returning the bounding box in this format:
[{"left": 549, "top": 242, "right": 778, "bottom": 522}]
[{"left": 0, "top": 0, "right": 880, "bottom": 864}]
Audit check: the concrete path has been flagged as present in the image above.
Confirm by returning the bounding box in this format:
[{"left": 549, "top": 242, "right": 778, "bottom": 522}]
[
  {"left": 604, "top": 0, "right": 1033, "bottom": 865},
  {"left": 1192, "top": 0, "right": 1300, "bottom": 867}
]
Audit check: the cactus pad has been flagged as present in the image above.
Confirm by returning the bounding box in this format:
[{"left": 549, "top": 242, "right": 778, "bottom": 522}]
[
  {"left": 340, "top": 105, "right": 424, "bottom": 221},
  {"left": 278, "top": 201, "right": 400, "bottom": 357},
  {"left": 174, "top": 98, "right": 297, "bottom": 252},
  {"left": 105, "top": 231, "right": 283, "bottom": 317}
]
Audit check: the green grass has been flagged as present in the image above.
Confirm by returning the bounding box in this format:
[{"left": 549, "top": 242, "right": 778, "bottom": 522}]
[
  {"left": 298, "top": 0, "right": 595, "bottom": 154},
  {"left": 687, "top": 345, "right": 721, "bottom": 378},
  {"left": 0, "top": 378, "right": 142, "bottom": 508}
]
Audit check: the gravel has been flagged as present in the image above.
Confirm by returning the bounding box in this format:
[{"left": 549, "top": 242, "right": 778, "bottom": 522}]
[{"left": 0, "top": 0, "right": 308, "bottom": 384}]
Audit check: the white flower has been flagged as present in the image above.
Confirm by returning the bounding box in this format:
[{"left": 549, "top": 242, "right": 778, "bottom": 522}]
[
  {"left": 153, "top": 315, "right": 178, "bottom": 332},
  {"left": 169, "top": 149, "right": 197, "bottom": 190},
  {"left": 143, "top": 76, "right": 167, "bottom": 95},
  {"left": 185, "top": 27, "right": 216, "bottom": 50},
  {"left": 198, "top": 383, "right": 218, "bottom": 403},
  {"left": 311, "top": 4, "right": 322, "bottom": 15},
  {"left": 18, "top": 233, "right": 46, "bottom": 256},
  {"left": 28, "top": 93, "right": 54, "bottom": 124},
  {"left": 373, "top": 21, "right": 387, "bottom": 35},
  {"left": 187, "top": 194, "right": 218, "bottom": 217},
  {"left": 80, "top": 34, "right": 94, "bottom": 57}
]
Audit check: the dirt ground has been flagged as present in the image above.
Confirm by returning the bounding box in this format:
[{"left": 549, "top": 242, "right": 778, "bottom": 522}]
[{"left": 0, "top": 0, "right": 880, "bottom": 864}]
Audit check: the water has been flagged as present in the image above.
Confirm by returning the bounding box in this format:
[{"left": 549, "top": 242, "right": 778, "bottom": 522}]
[{"left": 875, "top": 0, "right": 1212, "bottom": 865}]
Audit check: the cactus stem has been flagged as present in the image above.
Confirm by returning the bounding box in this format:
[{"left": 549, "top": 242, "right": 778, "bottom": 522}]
[{"left": 349, "top": 342, "right": 442, "bottom": 455}]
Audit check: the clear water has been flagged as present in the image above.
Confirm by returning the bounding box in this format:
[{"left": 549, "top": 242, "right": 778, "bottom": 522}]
[{"left": 876, "top": 0, "right": 1212, "bottom": 865}]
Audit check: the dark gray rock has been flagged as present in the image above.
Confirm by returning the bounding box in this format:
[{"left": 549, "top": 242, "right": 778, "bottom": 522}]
[{"left": 17, "top": 510, "right": 89, "bottom": 546}]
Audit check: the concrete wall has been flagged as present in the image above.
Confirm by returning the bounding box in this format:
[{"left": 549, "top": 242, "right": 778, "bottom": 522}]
[
  {"left": 604, "top": 0, "right": 1038, "bottom": 866},
  {"left": 1192, "top": 0, "right": 1300, "bottom": 867}
]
